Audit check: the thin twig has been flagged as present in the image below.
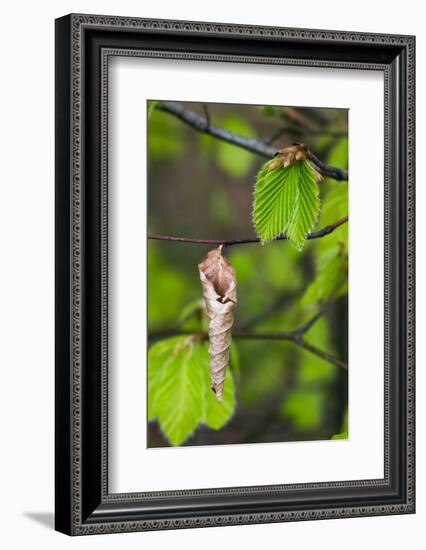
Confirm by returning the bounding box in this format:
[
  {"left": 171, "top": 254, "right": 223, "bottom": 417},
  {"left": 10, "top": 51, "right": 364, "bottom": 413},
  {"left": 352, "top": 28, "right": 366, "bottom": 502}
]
[
  {"left": 308, "top": 151, "right": 348, "bottom": 181},
  {"left": 148, "top": 303, "right": 348, "bottom": 369},
  {"left": 293, "top": 338, "right": 348, "bottom": 370},
  {"left": 148, "top": 328, "right": 347, "bottom": 370},
  {"left": 293, "top": 309, "right": 326, "bottom": 337},
  {"left": 148, "top": 216, "right": 348, "bottom": 247},
  {"left": 233, "top": 331, "right": 347, "bottom": 370},
  {"left": 158, "top": 101, "right": 348, "bottom": 181},
  {"left": 293, "top": 338, "right": 347, "bottom": 370}
]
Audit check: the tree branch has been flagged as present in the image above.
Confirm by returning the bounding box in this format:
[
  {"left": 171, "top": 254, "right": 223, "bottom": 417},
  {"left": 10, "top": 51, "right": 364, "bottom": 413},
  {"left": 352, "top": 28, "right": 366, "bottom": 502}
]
[
  {"left": 158, "top": 101, "right": 348, "bottom": 181},
  {"left": 148, "top": 216, "right": 348, "bottom": 247},
  {"left": 149, "top": 293, "right": 347, "bottom": 370},
  {"left": 159, "top": 101, "right": 276, "bottom": 157},
  {"left": 232, "top": 331, "right": 346, "bottom": 370},
  {"left": 308, "top": 151, "right": 348, "bottom": 181},
  {"left": 148, "top": 324, "right": 348, "bottom": 371},
  {"left": 293, "top": 309, "right": 326, "bottom": 337},
  {"left": 292, "top": 337, "right": 347, "bottom": 370},
  {"left": 236, "top": 305, "right": 347, "bottom": 370}
]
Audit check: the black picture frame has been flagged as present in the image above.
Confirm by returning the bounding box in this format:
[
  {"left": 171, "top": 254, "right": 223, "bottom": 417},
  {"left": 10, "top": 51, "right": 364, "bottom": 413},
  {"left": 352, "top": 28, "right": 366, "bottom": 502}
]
[{"left": 55, "top": 13, "right": 415, "bottom": 536}]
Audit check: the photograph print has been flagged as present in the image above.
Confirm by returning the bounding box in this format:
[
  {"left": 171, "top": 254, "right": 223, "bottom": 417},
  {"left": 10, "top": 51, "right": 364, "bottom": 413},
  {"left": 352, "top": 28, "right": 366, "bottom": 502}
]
[{"left": 147, "top": 100, "right": 349, "bottom": 449}]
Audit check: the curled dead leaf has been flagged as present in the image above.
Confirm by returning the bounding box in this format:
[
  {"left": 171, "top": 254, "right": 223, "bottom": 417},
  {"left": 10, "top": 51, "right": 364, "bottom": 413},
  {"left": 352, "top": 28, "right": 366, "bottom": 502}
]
[{"left": 198, "top": 247, "right": 237, "bottom": 402}]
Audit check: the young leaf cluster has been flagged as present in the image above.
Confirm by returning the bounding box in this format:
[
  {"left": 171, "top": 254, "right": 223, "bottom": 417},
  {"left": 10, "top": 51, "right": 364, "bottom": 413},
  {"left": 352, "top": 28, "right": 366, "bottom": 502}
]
[{"left": 254, "top": 160, "right": 321, "bottom": 250}]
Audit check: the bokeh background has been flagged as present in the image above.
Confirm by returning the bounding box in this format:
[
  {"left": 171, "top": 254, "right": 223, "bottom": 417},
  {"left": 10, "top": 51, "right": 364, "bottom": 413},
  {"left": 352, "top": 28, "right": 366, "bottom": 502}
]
[{"left": 147, "top": 100, "right": 348, "bottom": 447}]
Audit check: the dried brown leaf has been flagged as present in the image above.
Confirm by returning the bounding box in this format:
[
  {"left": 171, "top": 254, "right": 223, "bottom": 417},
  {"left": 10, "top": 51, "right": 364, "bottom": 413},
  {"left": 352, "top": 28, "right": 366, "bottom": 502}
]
[{"left": 198, "top": 247, "right": 237, "bottom": 402}]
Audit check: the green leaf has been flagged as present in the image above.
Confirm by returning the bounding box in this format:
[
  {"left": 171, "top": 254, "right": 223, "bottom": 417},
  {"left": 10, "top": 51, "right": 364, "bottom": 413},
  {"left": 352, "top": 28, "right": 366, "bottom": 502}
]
[
  {"left": 148, "top": 336, "right": 206, "bottom": 446},
  {"left": 147, "top": 337, "right": 180, "bottom": 421},
  {"left": 192, "top": 342, "right": 236, "bottom": 430},
  {"left": 254, "top": 163, "right": 297, "bottom": 244},
  {"left": 148, "top": 337, "right": 237, "bottom": 446},
  {"left": 253, "top": 160, "right": 320, "bottom": 250},
  {"left": 285, "top": 161, "right": 321, "bottom": 250},
  {"left": 204, "top": 367, "right": 236, "bottom": 430}
]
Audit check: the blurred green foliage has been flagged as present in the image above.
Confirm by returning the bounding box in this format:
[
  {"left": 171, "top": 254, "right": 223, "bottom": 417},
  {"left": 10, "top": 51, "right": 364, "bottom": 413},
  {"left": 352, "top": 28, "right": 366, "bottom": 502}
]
[
  {"left": 147, "top": 107, "right": 184, "bottom": 159},
  {"left": 200, "top": 114, "right": 256, "bottom": 178},
  {"left": 147, "top": 101, "right": 349, "bottom": 447}
]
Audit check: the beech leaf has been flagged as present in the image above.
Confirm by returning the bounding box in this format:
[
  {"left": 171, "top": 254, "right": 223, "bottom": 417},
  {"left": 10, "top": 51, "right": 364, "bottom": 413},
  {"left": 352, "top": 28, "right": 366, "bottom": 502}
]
[
  {"left": 199, "top": 247, "right": 237, "bottom": 402},
  {"left": 148, "top": 336, "right": 206, "bottom": 446},
  {"left": 253, "top": 144, "right": 322, "bottom": 251},
  {"left": 148, "top": 337, "right": 236, "bottom": 446}
]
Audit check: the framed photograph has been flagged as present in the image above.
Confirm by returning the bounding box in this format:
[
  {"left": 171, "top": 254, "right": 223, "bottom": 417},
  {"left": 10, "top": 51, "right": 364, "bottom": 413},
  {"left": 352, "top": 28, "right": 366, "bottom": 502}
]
[{"left": 55, "top": 14, "right": 415, "bottom": 535}]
